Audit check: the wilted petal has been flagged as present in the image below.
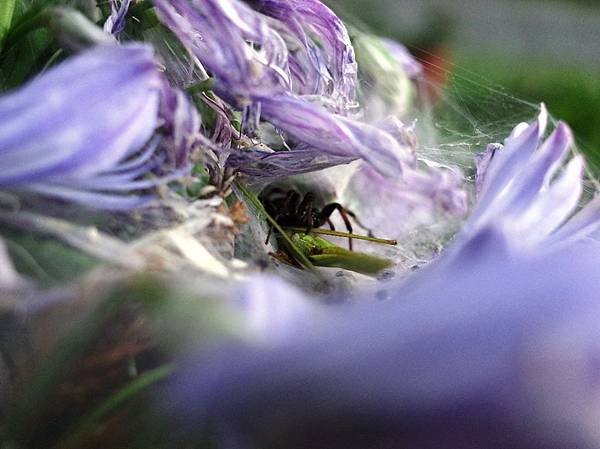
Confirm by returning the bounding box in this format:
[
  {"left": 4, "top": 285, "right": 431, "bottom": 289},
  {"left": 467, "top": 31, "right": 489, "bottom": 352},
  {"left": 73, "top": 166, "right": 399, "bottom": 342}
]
[
  {"left": 103, "top": 0, "right": 132, "bottom": 37},
  {"left": 259, "top": 94, "right": 405, "bottom": 177},
  {"left": 153, "top": 0, "right": 291, "bottom": 99},
  {"left": 342, "top": 162, "right": 467, "bottom": 238},
  {"left": 155, "top": 0, "right": 412, "bottom": 177},
  {"left": 226, "top": 147, "right": 354, "bottom": 178},
  {"left": 159, "top": 85, "right": 201, "bottom": 168},
  {"left": 250, "top": 0, "right": 358, "bottom": 111}
]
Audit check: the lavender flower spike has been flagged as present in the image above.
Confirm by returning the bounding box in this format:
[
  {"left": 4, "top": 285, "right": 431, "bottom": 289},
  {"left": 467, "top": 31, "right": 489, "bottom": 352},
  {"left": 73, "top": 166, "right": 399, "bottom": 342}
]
[
  {"left": 0, "top": 44, "right": 172, "bottom": 209},
  {"left": 165, "top": 112, "right": 600, "bottom": 448}
]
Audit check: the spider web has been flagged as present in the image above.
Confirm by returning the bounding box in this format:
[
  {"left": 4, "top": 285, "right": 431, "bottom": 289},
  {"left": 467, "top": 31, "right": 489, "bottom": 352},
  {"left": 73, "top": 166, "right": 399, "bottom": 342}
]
[{"left": 408, "top": 49, "right": 599, "bottom": 199}]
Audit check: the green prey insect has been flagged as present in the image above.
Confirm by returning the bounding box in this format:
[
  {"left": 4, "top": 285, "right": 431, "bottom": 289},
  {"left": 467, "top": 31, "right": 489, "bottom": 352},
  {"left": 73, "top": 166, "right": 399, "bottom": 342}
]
[{"left": 236, "top": 182, "right": 396, "bottom": 276}]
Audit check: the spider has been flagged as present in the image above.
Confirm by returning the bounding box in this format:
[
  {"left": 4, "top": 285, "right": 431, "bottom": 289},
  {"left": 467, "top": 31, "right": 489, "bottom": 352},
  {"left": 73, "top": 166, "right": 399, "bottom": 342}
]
[{"left": 259, "top": 186, "right": 372, "bottom": 251}]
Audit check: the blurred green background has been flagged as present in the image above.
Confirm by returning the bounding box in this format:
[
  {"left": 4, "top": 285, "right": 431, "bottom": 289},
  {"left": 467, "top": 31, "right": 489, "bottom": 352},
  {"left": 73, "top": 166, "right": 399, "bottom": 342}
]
[{"left": 328, "top": 0, "right": 600, "bottom": 172}]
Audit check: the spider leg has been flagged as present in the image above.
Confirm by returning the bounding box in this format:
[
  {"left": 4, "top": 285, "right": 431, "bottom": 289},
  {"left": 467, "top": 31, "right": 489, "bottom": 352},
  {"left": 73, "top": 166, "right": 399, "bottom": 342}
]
[
  {"left": 326, "top": 219, "right": 335, "bottom": 230},
  {"left": 320, "top": 203, "right": 354, "bottom": 251},
  {"left": 265, "top": 225, "right": 273, "bottom": 245},
  {"left": 298, "top": 193, "right": 315, "bottom": 233},
  {"left": 265, "top": 212, "right": 283, "bottom": 245},
  {"left": 344, "top": 208, "right": 374, "bottom": 237}
]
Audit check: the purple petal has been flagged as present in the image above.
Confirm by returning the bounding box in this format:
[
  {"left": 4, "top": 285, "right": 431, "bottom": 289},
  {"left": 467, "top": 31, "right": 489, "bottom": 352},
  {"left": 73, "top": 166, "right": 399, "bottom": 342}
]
[
  {"left": 226, "top": 148, "right": 355, "bottom": 178},
  {"left": 103, "top": 0, "right": 132, "bottom": 37},
  {"left": 153, "top": 0, "right": 291, "bottom": 99},
  {"left": 259, "top": 94, "right": 405, "bottom": 177},
  {"left": 474, "top": 143, "right": 502, "bottom": 194},
  {"left": 475, "top": 104, "right": 548, "bottom": 215},
  {"left": 548, "top": 194, "right": 600, "bottom": 247},
  {"left": 0, "top": 44, "right": 161, "bottom": 185},
  {"left": 159, "top": 85, "right": 201, "bottom": 168},
  {"left": 0, "top": 44, "right": 189, "bottom": 209},
  {"left": 464, "top": 107, "right": 585, "bottom": 250},
  {"left": 251, "top": 0, "right": 358, "bottom": 111},
  {"left": 381, "top": 38, "right": 423, "bottom": 79},
  {"left": 167, "top": 231, "right": 600, "bottom": 448}
]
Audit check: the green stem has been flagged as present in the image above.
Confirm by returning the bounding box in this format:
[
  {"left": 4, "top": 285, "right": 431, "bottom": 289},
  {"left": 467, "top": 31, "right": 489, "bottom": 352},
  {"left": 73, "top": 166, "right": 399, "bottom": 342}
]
[{"left": 283, "top": 227, "right": 397, "bottom": 246}]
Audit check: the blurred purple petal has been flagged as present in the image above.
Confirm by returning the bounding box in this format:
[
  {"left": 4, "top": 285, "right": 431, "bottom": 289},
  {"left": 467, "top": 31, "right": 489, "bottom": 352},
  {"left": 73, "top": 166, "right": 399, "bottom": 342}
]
[
  {"left": 231, "top": 274, "right": 321, "bottom": 343},
  {"left": 381, "top": 38, "right": 423, "bottom": 79},
  {"left": 0, "top": 44, "right": 190, "bottom": 209},
  {"left": 548, "top": 194, "right": 600, "bottom": 247},
  {"left": 167, "top": 231, "right": 600, "bottom": 448},
  {"left": 164, "top": 103, "right": 600, "bottom": 448}
]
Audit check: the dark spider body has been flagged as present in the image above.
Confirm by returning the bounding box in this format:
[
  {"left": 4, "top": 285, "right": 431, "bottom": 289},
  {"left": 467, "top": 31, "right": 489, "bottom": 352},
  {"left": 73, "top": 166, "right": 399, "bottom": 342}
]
[{"left": 259, "top": 186, "right": 371, "bottom": 251}]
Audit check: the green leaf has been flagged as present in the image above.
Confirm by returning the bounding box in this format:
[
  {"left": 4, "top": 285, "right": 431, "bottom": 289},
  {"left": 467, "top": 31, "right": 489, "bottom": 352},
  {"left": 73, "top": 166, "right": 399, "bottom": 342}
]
[
  {"left": 3, "top": 230, "right": 100, "bottom": 287},
  {"left": 0, "top": 0, "right": 17, "bottom": 42}
]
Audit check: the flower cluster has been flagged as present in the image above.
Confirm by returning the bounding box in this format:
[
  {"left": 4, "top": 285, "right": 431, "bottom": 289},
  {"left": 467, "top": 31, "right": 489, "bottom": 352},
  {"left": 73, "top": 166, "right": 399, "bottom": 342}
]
[
  {"left": 0, "top": 43, "right": 200, "bottom": 209},
  {"left": 0, "top": 1, "right": 598, "bottom": 449}
]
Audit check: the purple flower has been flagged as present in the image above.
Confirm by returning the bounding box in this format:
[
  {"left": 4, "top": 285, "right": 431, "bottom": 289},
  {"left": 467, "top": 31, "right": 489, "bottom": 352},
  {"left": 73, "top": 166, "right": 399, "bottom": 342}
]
[
  {"left": 153, "top": 0, "right": 291, "bottom": 100},
  {"left": 257, "top": 94, "right": 407, "bottom": 177},
  {"left": 249, "top": 0, "right": 358, "bottom": 111},
  {"left": 153, "top": 0, "right": 407, "bottom": 177},
  {"left": 165, "top": 109, "right": 600, "bottom": 448},
  {"left": 0, "top": 44, "right": 195, "bottom": 209},
  {"left": 338, "top": 119, "right": 467, "bottom": 240}
]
